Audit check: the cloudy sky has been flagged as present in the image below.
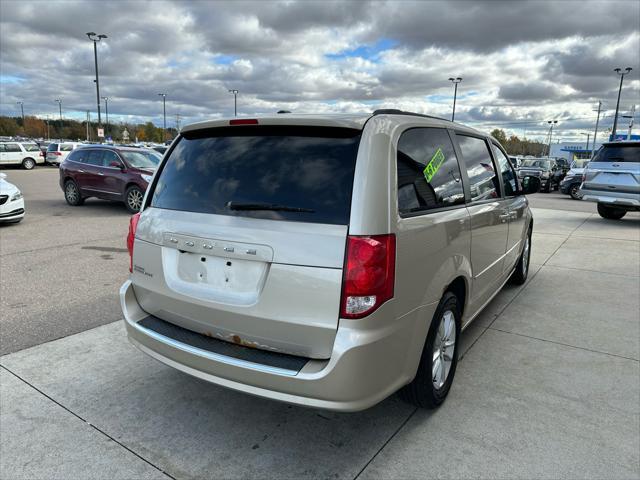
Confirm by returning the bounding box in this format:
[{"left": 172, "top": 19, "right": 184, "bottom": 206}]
[{"left": 1, "top": 0, "right": 639, "bottom": 142}]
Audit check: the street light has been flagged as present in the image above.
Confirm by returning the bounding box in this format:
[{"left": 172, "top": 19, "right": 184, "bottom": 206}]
[
  {"left": 546, "top": 120, "right": 558, "bottom": 156},
  {"left": 101, "top": 97, "right": 110, "bottom": 138},
  {"left": 87, "top": 32, "right": 107, "bottom": 126},
  {"left": 612, "top": 67, "right": 632, "bottom": 140},
  {"left": 228, "top": 89, "right": 239, "bottom": 117},
  {"left": 55, "top": 99, "right": 62, "bottom": 121},
  {"left": 16, "top": 101, "right": 25, "bottom": 126},
  {"left": 448, "top": 77, "right": 462, "bottom": 122},
  {"left": 158, "top": 93, "right": 167, "bottom": 142},
  {"left": 580, "top": 132, "right": 591, "bottom": 152}
]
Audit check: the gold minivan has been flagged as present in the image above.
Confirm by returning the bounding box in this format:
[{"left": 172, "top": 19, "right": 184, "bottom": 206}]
[{"left": 121, "top": 110, "right": 538, "bottom": 411}]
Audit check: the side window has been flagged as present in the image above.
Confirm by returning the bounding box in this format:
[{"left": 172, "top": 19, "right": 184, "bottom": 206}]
[
  {"left": 397, "top": 128, "right": 465, "bottom": 215},
  {"left": 0, "top": 145, "right": 5, "bottom": 152},
  {"left": 493, "top": 144, "right": 518, "bottom": 196},
  {"left": 60, "top": 144, "right": 74, "bottom": 152},
  {"left": 102, "top": 151, "right": 121, "bottom": 167},
  {"left": 47, "top": 144, "right": 58, "bottom": 152},
  {"left": 5, "top": 143, "right": 21, "bottom": 153},
  {"left": 456, "top": 135, "right": 501, "bottom": 202},
  {"left": 86, "top": 150, "right": 105, "bottom": 166}
]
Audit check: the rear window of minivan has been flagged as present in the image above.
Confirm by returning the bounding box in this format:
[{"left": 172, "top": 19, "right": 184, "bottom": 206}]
[
  {"left": 150, "top": 126, "right": 361, "bottom": 225},
  {"left": 47, "top": 143, "right": 59, "bottom": 151},
  {"left": 592, "top": 144, "right": 640, "bottom": 163}
]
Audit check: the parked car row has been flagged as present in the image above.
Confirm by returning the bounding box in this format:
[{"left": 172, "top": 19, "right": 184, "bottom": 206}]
[
  {"left": 0, "top": 141, "right": 45, "bottom": 169},
  {"left": 516, "top": 157, "right": 568, "bottom": 193}
]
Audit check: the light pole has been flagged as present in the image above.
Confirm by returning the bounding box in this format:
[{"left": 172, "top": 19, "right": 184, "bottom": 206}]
[
  {"left": 592, "top": 101, "right": 602, "bottom": 158},
  {"left": 101, "top": 97, "right": 110, "bottom": 138},
  {"left": 612, "top": 67, "right": 632, "bottom": 140},
  {"left": 228, "top": 89, "right": 239, "bottom": 117},
  {"left": 158, "top": 93, "right": 167, "bottom": 142},
  {"left": 16, "top": 101, "right": 25, "bottom": 127},
  {"left": 448, "top": 77, "right": 462, "bottom": 122},
  {"left": 546, "top": 120, "right": 558, "bottom": 156},
  {"left": 87, "top": 32, "right": 107, "bottom": 126},
  {"left": 580, "top": 132, "right": 591, "bottom": 152}
]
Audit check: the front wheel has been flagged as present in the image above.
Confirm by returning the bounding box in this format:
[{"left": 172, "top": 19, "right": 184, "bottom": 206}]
[
  {"left": 510, "top": 227, "right": 532, "bottom": 285},
  {"left": 22, "top": 158, "right": 36, "bottom": 170},
  {"left": 399, "top": 292, "right": 460, "bottom": 409},
  {"left": 597, "top": 203, "right": 626, "bottom": 220},
  {"left": 569, "top": 184, "right": 582, "bottom": 200},
  {"left": 125, "top": 185, "right": 144, "bottom": 213}
]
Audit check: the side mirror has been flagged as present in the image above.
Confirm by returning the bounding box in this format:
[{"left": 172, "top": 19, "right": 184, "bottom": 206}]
[
  {"left": 520, "top": 176, "right": 540, "bottom": 195},
  {"left": 109, "top": 161, "right": 124, "bottom": 170}
]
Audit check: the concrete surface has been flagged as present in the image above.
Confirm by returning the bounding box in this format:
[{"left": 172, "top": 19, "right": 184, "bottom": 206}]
[
  {"left": 0, "top": 168, "right": 130, "bottom": 354},
  {"left": 1, "top": 170, "right": 639, "bottom": 479}
]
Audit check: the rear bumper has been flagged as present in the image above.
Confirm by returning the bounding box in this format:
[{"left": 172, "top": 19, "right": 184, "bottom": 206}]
[
  {"left": 120, "top": 280, "right": 432, "bottom": 411},
  {"left": 580, "top": 189, "right": 640, "bottom": 209}
]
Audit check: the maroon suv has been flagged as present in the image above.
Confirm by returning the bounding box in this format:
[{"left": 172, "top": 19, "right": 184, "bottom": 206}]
[{"left": 59, "top": 146, "right": 162, "bottom": 213}]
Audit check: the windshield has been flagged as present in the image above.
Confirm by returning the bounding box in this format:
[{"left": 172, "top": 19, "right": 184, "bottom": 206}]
[
  {"left": 521, "top": 159, "right": 551, "bottom": 169},
  {"left": 120, "top": 150, "right": 159, "bottom": 169},
  {"left": 150, "top": 126, "right": 361, "bottom": 225},
  {"left": 592, "top": 144, "right": 640, "bottom": 163}
]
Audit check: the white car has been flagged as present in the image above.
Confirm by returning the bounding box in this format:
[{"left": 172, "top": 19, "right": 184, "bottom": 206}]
[
  {"left": 0, "top": 173, "right": 25, "bottom": 223},
  {"left": 0, "top": 142, "right": 44, "bottom": 170},
  {"left": 46, "top": 142, "right": 82, "bottom": 165}
]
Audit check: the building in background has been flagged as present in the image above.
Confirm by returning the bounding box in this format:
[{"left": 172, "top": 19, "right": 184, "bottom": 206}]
[{"left": 549, "top": 141, "right": 604, "bottom": 161}]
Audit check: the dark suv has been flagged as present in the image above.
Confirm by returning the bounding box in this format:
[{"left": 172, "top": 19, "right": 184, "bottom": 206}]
[
  {"left": 59, "top": 145, "right": 162, "bottom": 213},
  {"left": 517, "top": 158, "right": 562, "bottom": 193}
]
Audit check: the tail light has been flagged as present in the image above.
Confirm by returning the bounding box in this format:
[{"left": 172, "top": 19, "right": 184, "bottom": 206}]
[
  {"left": 127, "top": 212, "right": 141, "bottom": 273},
  {"left": 340, "top": 234, "right": 396, "bottom": 319},
  {"left": 230, "top": 119, "right": 258, "bottom": 125},
  {"left": 50, "top": 151, "right": 62, "bottom": 156}
]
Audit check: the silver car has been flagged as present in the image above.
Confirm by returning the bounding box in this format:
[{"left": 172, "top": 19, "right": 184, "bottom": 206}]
[
  {"left": 120, "top": 111, "right": 537, "bottom": 411},
  {"left": 580, "top": 141, "right": 640, "bottom": 219}
]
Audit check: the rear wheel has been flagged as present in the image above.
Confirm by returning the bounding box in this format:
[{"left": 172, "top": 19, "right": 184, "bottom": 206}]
[
  {"left": 399, "top": 292, "right": 460, "bottom": 409},
  {"left": 22, "top": 158, "right": 36, "bottom": 170},
  {"left": 569, "top": 183, "right": 582, "bottom": 200},
  {"left": 125, "top": 185, "right": 144, "bottom": 213},
  {"left": 64, "top": 179, "right": 84, "bottom": 206},
  {"left": 597, "top": 203, "right": 626, "bottom": 220}
]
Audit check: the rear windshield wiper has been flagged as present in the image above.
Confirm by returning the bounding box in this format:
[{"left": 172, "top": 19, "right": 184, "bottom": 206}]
[{"left": 226, "top": 201, "right": 315, "bottom": 213}]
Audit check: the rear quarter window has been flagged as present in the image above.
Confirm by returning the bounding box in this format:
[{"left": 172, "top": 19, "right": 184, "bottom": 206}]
[{"left": 150, "top": 126, "right": 361, "bottom": 225}]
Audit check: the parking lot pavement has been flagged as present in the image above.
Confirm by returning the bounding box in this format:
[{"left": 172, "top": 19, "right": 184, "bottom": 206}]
[
  {"left": 0, "top": 167, "right": 130, "bottom": 355},
  {"left": 1, "top": 184, "right": 639, "bottom": 479}
]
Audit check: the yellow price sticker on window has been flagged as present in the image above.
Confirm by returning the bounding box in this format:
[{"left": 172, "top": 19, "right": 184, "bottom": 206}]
[{"left": 423, "top": 148, "right": 445, "bottom": 182}]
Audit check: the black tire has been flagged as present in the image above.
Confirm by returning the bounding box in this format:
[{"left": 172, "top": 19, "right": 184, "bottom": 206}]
[
  {"left": 569, "top": 183, "right": 582, "bottom": 200},
  {"left": 124, "top": 185, "right": 144, "bottom": 213},
  {"left": 597, "top": 203, "right": 626, "bottom": 220},
  {"left": 542, "top": 182, "right": 551, "bottom": 193},
  {"left": 64, "top": 179, "right": 84, "bottom": 206},
  {"left": 399, "top": 292, "right": 461, "bottom": 409},
  {"left": 510, "top": 226, "right": 532, "bottom": 285},
  {"left": 22, "top": 158, "right": 36, "bottom": 170}
]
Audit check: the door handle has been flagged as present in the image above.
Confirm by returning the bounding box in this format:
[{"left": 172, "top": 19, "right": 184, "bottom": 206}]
[
  {"left": 78, "top": 169, "right": 85, "bottom": 173},
  {"left": 97, "top": 172, "right": 104, "bottom": 175}
]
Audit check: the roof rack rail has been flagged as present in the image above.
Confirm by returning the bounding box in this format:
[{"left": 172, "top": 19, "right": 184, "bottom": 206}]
[{"left": 372, "top": 109, "right": 449, "bottom": 122}]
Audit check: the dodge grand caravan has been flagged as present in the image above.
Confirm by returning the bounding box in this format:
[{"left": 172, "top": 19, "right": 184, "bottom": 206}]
[{"left": 120, "top": 110, "right": 538, "bottom": 411}]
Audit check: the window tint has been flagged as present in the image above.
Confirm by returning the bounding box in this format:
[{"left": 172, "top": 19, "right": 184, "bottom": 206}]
[
  {"left": 47, "top": 143, "right": 59, "bottom": 152},
  {"left": 86, "top": 150, "right": 104, "bottom": 166},
  {"left": 102, "top": 151, "right": 121, "bottom": 167},
  {"left": 4, "top": 143, "right": 21, "bottom": 152},
  {"left": 68, "top": 149, "right": 88, "bottom": 163},
  {"left": 457, "top": 135, "right": 501, "bottom": 201},
  {"left": 397, "top": 128, "right": 464, "bottom": 214},
  {"left": 592, "top": 144, "right": 640, "bottom": 163},
  {"left": 493, "top": 145, "right": 518, "bottom": 196},
  {"left": 22, "top": 144, "right": 40, "bottom": 152},
  {"left": 151, "top": 126, "right": 361, "bottom": 225},
  {"left": 60, "top": 144, "right": 75, "bottom": 152}
]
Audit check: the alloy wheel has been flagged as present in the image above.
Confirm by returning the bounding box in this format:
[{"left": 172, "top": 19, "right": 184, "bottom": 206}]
[
  {"left": 432, "top": 310, "right": 456, "bottom": 390},
  {"left": 127, "top": 189, "right": 143, "bottom": 211},
  {"left": 522, "top": 234, "right": 530, "bottom": 276},
  {"left": 65, "top": 182, "right": 78, "bottom": 203}
]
